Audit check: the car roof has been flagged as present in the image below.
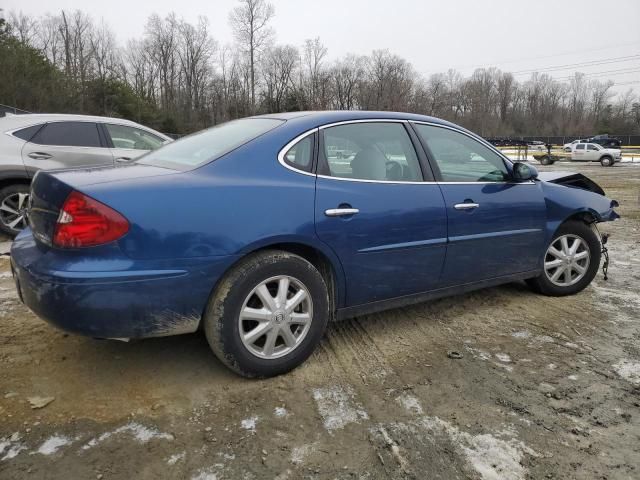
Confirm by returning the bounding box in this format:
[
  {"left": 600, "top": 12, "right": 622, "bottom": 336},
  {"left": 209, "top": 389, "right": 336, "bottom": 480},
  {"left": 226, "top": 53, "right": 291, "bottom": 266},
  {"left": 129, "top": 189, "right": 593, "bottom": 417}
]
[
  {"left": 0, "top": 113, "right": 168, "bottom": 138},
  {"left": 250, "top": 110, "right": 462, "bottom": 133}
]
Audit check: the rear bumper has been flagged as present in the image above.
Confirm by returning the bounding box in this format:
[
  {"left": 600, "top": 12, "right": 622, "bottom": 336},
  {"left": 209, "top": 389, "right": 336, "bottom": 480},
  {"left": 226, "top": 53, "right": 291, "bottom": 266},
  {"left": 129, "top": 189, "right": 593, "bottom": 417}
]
[{"left": 10, "top": 231, "right": 238, "bottom": 339}]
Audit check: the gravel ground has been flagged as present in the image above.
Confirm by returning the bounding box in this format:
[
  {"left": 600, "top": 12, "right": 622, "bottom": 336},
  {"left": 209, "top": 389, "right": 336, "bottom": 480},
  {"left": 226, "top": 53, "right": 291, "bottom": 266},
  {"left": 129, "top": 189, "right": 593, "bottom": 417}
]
[{"left": 1, "top": 162, "right": 639, "bottom": 480}]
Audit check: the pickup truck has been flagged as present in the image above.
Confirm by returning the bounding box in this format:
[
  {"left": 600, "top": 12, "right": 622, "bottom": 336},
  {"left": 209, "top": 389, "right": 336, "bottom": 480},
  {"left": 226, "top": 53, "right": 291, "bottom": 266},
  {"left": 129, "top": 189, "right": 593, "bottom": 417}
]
[{"left": 571, "top": 143, "right": 621, "bottom": 167}]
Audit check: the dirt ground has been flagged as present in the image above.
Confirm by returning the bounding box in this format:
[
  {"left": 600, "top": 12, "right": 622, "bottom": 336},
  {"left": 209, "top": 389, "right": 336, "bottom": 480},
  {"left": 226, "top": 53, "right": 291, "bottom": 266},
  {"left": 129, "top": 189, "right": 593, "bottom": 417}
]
[{"left": 1, "top": 162, "right": 639, "bottom": 480}]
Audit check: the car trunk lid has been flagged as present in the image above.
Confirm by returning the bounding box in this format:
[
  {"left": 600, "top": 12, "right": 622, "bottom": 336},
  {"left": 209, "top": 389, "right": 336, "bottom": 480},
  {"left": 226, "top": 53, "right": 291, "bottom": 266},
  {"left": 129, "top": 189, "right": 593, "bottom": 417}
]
[{"left": 27, "top": 164, "right": 178, "bottom": 246}]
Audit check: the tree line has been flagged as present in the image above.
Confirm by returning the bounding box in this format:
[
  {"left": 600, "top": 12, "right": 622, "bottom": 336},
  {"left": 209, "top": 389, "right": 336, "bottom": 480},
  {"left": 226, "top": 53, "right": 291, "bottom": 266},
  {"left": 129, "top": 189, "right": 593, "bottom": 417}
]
[{"left": 1, "top": 0, "right": 639, "bottom": 136}]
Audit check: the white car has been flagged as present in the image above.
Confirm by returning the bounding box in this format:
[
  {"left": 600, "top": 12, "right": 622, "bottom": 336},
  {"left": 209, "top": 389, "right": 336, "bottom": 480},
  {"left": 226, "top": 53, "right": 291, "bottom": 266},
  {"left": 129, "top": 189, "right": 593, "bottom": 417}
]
[
  {"left": 563, "top": 139, "right": 587, "bottom": 152},
  {"left": 570, "top": 143, "right": 621, "bottom": 167},
  {"left": 527, "top": 141, "right": 546, "bottom": 152},
  {"left": 0, "top": 113, "right": 172, "bottom": 235}
]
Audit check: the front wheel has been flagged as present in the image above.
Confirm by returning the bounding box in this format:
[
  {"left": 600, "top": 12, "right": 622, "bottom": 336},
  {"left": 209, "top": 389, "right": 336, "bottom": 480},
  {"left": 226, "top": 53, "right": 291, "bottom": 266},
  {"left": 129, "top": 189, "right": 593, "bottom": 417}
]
[
  {"left": 203, "top": 250, "right": 329, "bottom": 378},
  {"left": 526, "top": 221, "right": 601, "bottom": 296}
]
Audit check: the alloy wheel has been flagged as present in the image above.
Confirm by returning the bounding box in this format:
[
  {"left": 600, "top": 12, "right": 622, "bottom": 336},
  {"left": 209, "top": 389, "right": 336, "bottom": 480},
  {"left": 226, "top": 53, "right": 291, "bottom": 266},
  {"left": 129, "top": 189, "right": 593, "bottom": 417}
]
[
  {"left": 0, "top": 192, "right": 29, "bottom": 232},
  {"left": 544, "top": 234, "right": 591, "bottom": 287},
  {"left": 238, "top": 275, "right": 313, "bottom": 359}
]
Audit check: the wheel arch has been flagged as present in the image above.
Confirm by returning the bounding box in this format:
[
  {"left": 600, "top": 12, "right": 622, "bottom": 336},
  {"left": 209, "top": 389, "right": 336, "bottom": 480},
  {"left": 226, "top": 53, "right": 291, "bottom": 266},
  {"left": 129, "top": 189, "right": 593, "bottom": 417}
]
[
  {"left": 201, "top": 237, "right": 347, "bottom": 326},
  {"left": 0, "top": 173, "right": 31, "bottom": 191}
]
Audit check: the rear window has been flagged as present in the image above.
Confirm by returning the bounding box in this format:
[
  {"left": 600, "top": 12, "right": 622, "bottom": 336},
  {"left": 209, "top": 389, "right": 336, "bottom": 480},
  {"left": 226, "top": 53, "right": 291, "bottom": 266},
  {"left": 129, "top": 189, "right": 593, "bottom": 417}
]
[{"left": 137, "top": 118, "right": 284, "bottom": 170}]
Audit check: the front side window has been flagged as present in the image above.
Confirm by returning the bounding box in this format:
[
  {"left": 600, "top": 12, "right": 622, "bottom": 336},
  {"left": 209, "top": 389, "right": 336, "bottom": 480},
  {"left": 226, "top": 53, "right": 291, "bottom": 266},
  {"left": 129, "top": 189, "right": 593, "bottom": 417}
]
[
  {"left": 283, "top": 134, "right": 314, "bottom": 172},
  {"left": 321, "top": 123, "right": 422, "bottom": 182},
  {"left": 587, "top": 144, "right": 599, "bottom": 151},
  {"left": 414, "top": 124, "right": 508, "bottom": 182},
  {"left": 138, "top": 118, "right": 284, "bottom": 170},
  {"left": 32, "top": 122, "right": 101, "bottom": 148},
  {"left": 105, "top": 124, "right": 165, "bottom": 151}
]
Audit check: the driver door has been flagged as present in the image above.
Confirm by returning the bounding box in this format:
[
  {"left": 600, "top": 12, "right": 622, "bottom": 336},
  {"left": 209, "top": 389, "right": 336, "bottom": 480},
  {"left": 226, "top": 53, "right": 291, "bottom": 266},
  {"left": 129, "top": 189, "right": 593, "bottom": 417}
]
[{"left": 411, "top": 122, "right": 546, "bottom": 286}]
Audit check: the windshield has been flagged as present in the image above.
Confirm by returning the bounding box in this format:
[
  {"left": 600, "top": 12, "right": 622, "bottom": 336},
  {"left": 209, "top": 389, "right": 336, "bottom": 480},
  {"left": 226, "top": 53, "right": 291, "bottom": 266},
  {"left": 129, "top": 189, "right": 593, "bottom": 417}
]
[{"left": 137, "top": 118, "right": 284, "bottom": 170}]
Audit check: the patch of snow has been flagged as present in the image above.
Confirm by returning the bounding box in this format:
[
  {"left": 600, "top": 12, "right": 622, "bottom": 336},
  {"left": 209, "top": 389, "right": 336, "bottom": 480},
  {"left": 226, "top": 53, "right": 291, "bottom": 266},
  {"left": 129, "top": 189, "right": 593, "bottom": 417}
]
[
  {"left": 291, "top": 443, "right": 317, "bottom": 465},
  {"left": 240, "top": 416, "right": 258, "bottom": 432},
  {"left": 567, "top": 375, "right": 579, "bottom": 381},
  {"left": 36, "top": 435, "right": 72, "bottom": 455},
  {"left": 0, "top": 433, "right": 26, "bottom": 462},
  {"left": 1, "top": 444, "right": 26, "bottom": 461},
  {"left": 312, "top": 385, "right": 368, "bottom": 432},
  {"left": 420, "top": 416, "right": 538, "bottom": 480},
  {"left": 613, "top": 359, "right": 640, "bottom": 385},
  {"left": 547, "top": 363, "right": 557, "bottom": 370},
  {"left": 511, "top": 331, "right": 530, "bottom": 339},
  {"left": 274, "top": 407, "right": 288, "bottom": 418},
  {"left": 396, "top": 393, "right": 423, "bottom": 415},
  {"left": 191, "top": 469, "right": 217, "bottom": 480},
  {"left": 167, "top": 451, "right": 186, "bottom": 465},
  {"left": 81, "top": 422, "right": 173, "bottom": 450},
  {"left": 533, "top": 335, "right": 555, "bottom": 344},
  {"left": 464, "top": 345, "right": 491, "bottom": 361},
  {"left": 495, "top": 353, "right": 511, "bottom": 363}
]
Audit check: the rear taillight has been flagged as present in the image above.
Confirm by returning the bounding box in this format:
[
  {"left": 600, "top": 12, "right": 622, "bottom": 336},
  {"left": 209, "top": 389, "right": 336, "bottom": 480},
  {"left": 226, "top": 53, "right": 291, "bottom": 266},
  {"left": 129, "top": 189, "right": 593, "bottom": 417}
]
[{"left": 53, "top": 191, "right": 129, "bottom": 248}]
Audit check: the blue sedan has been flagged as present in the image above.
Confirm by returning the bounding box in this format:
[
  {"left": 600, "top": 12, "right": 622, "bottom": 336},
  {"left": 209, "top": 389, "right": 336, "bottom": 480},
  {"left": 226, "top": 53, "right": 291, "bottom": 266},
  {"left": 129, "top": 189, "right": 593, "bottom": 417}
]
[{"left": 10, "top": 111, "right": 619, "bottom": 377}]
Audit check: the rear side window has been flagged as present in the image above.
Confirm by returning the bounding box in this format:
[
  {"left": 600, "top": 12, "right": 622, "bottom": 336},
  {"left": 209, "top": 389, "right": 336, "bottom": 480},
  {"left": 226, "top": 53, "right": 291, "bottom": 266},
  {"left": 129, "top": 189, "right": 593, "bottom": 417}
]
[
  {"left": 105, "top": 124, "right": 165, "bottom": 151},
  {"left": 321, "top": 123, "right": 422, "bottom": 182},
  {"left": 12, "top": 124, "right": 43, "bottom": 141},
  {"left": 32, "top": 122, "right": 101, "bottom": 147},
  {"left": 283, "top": 134, "right": 314, "bottom": 172},
  {"left": 138, "top": 118, "right": 284, "bottom": 170},
  {"left": 576, "top": 144, "right": 586, "bottom": 150}
]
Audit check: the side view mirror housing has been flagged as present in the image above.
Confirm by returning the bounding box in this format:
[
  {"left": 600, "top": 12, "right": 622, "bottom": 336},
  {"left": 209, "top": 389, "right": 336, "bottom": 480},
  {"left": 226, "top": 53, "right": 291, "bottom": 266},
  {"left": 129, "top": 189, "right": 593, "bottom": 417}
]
[{"left": 512, "top": 162, "right": 538, "bottom": 181}]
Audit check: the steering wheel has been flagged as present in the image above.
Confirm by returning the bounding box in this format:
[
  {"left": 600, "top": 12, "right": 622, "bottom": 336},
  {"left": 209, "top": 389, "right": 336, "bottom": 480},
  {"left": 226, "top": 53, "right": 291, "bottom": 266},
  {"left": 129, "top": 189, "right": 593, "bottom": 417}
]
[{"left": 477, "top": 170, "right": 505, "bottom": 182}]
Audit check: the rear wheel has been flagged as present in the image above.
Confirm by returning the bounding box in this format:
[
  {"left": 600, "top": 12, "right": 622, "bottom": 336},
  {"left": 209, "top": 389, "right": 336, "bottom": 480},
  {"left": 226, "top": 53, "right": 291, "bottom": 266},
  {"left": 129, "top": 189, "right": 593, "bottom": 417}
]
[
  {"left": 600, "top": 156, "right": 614, "bottom": 167},
  {"left": 539, "top": 155, "right": 552, "bottom": 165},
  {"left": 526, "top": 221, "right": 601, "bottom": 296},
  {"left": 0, "top": 184, "right": 30, "bottom": 237},
  {"left": 203, "top": 250, "right": 329, "bottom": 378}
]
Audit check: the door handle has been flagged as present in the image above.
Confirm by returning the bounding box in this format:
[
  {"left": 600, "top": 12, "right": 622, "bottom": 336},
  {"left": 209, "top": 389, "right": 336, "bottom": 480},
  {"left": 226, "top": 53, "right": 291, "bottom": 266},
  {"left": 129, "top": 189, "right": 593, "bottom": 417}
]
[
  {"left": 28, "top": 152, "right": 52, "bottom": 160},
  {"left": 325, "top": 208, "right": 360, "bottom": 217},
  {"left": 454, "top": 202, "right": 479, "bottom": 210},
  {"left": 115, "top": 157, "right": 132, "bottom": 163}
]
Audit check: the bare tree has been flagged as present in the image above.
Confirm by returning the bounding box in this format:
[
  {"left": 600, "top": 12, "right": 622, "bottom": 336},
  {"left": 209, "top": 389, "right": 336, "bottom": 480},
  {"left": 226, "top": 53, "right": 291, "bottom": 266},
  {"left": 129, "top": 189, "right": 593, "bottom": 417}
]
[
  {"left": 302, "top": 37, "right": 328, "bottom": 109},
  {"left": 261, "top": 44, "right": 297, "bottom": 112},
  {"left": 228, "top": 0, "right": 274, "bottom": 111}
]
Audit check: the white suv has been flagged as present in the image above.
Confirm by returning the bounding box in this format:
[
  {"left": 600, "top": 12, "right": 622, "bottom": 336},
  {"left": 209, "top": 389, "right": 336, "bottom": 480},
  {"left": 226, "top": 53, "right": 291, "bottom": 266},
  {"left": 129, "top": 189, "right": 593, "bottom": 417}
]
[
  {"left": 0, "top": 114, "right": 172, "bottom": 236},
  {"left": 571, "top": 143, "right": 622, "bottom": 167}
]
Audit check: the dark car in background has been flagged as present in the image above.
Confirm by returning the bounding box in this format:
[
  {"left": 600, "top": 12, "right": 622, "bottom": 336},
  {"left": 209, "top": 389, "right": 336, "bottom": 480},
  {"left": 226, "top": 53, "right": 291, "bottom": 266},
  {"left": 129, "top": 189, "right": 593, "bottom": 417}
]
[{"left": 588, "top": 135, "right": 622, "bottom": 149}]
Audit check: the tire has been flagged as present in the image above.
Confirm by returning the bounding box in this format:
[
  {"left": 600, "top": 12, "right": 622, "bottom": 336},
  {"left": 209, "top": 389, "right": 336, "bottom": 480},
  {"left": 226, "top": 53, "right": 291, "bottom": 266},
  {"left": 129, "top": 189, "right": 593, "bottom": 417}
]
[
  {"left": 0, "top": 184, "right": 30, "bottom": 237},
  {"left": 600, "top": 156, "right": 613, "bottom": 167},
  {"left": 526, "top": 220, "right": 601, "bottom": 296},
  {"left": 539, "top": 155, "right": 551, "bottom": 165},
  {"left": 203, "top": 250, "right": 330, "bottom": 378}
]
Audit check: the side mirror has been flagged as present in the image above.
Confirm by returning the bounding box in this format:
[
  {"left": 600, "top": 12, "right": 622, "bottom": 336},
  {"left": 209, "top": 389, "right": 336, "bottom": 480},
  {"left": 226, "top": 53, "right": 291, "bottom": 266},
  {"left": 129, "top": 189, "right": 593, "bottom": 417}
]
[{"left": 512, "top": 162, "right": 538, "bottom": 181}]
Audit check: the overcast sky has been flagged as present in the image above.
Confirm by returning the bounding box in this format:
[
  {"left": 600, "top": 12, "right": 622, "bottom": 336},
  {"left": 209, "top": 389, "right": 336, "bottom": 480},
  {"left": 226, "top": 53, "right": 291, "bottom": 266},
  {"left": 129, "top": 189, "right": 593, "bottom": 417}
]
[{"left": 3, "top": 0, "right": 640, "bottom": 93}]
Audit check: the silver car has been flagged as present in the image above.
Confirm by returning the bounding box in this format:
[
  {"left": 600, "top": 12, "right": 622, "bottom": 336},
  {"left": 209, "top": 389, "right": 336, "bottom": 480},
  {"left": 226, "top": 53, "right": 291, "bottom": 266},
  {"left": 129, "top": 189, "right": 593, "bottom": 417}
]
[{"left": 0, "top": 114, "right": 172, "bottom": 236}]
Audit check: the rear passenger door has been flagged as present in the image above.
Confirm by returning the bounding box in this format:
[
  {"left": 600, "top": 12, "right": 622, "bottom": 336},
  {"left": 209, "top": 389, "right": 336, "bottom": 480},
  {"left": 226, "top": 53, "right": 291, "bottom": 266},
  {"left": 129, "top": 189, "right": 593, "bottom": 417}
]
[
  {"left": 22, "top": 121, "right": 114, "bottom": 173},
  {"left": 572, "top": 143, "right": 587, "bottom": 161},
  {"left": 314, "top": 121, "right": 448, "bottom": 307}
]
